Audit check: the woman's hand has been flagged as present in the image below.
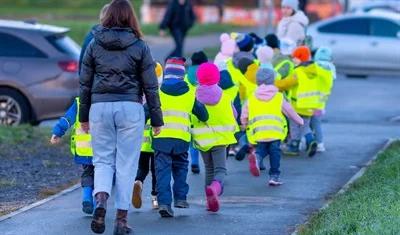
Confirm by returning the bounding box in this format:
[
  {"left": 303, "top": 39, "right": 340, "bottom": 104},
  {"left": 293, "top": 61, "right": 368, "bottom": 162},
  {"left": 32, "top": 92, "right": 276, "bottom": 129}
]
[
  {"left": 50, "top": 135, "right": 61, "bottom": 145},
  {"left": 152, "top": 126, "right": 162, "bottom": 136},
  {"left": 81, "top": 122, "right": 90, "bottom": 133}
]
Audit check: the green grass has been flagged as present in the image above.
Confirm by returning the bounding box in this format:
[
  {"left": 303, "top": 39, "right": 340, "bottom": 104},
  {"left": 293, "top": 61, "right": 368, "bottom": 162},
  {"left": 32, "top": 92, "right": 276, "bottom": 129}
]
[
  {"left": 0, "top": 125, "right": 51, "bottom": 145},
  {"left": 298, "top": 141, "right": 400, "bottom": 235}
]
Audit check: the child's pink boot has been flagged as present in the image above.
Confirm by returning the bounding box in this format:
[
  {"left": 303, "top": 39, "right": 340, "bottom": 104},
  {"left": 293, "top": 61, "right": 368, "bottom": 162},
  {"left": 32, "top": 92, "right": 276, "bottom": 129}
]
[{"left": 206, "top": 180, "right": 222, "bottom": 212}]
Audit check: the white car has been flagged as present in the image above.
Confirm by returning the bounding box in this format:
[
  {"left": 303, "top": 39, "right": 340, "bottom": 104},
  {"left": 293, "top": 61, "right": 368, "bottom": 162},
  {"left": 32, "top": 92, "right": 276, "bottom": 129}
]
[{"left": 308, "top": 12, "right": 400, "bottom": 76}]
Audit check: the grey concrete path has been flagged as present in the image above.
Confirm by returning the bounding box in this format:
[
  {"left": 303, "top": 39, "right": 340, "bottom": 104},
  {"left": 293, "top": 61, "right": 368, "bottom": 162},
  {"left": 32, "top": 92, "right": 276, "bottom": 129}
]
[{"left": 4, "top": 74, "right": 400, "bottom": 235}]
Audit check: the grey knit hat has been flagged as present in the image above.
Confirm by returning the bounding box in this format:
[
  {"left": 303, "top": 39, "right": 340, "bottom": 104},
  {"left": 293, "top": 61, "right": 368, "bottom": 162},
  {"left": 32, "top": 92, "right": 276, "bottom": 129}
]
[{"left": 256, "top": 68, "right": 276, "bottom": 85}]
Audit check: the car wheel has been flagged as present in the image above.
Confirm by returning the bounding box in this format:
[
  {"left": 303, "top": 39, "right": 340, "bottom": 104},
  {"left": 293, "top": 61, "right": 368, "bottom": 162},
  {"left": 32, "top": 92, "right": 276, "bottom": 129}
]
[{"left": 0, "top": 88, "right": 31, "bottom": 126}]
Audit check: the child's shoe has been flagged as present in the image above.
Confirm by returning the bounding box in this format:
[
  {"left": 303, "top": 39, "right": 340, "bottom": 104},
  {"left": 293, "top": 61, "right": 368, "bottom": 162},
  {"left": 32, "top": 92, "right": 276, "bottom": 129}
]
[
  {"left": 151, "top": 195, "right": 159, "bottom": 209},
  {"left": 191, "top": 164, "right": 200, "bottom": 174},
  {"left": 235, "top": 144, "right": 249, "bottom": 161},
  {"left": 283, "top": 140, "right": 300, "bottom": 156},
  {"left": 317, "top": 143, "right": 326, "bottom": 152},
  {"left": 132, "top": 180, "right": 142, "bottom": 209},
  {"left": 82, "top": 186, "right": 94, "bottom": 215},
  {"left": 305, "top": 133, "right": 318, "bottom": 157},
  {"left": 248, "top": 151, "right": 260, "bottom": 177},
  {"left": 268, "top": 175, "right": 283, "bottom": 186},
  {"left": 174, "top": 200, "right": 189, "bottom": 208},
  {"left": 159, "top": 205, "right": 174, "bottom": 218},
  {"left": 206, "top": 180, "right": 222, "bottom": 212}
]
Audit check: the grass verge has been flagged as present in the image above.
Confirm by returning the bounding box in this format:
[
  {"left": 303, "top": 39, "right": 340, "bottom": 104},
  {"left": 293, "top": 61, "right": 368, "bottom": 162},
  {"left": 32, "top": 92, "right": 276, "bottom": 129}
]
[{"left": 298, "top": 140, "right": 400, "bottom": 235}]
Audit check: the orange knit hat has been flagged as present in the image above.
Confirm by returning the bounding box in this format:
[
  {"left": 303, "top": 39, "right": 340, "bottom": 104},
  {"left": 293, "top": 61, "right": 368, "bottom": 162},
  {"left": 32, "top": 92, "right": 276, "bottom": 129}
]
[{"left": 292, "top": 46, "right": 311, "bottom": 62}]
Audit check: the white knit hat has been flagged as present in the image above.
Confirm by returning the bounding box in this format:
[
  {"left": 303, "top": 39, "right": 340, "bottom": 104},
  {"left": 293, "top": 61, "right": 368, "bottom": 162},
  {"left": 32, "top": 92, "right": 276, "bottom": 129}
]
[{"left": 281, "top": 0, "right": 299, "bottom": 11}]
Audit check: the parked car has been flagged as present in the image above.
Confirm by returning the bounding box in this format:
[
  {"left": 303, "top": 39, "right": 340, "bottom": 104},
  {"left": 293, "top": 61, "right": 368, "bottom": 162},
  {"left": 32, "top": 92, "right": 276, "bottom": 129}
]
[
  {"left": 0, "top": 20, "right": 80, "bottom": 126},
  {"left": 307, "top": 12, "right": 400, "bottom": 76},
  {"left": 350, "top": 1, "right": 400, "bottom": 14}
]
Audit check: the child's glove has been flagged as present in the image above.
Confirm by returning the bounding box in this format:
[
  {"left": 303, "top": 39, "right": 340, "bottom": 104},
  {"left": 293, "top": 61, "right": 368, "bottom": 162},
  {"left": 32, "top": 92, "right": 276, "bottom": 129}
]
[{"left": 50, "top": 135, "right": 61, "bottom": 145}]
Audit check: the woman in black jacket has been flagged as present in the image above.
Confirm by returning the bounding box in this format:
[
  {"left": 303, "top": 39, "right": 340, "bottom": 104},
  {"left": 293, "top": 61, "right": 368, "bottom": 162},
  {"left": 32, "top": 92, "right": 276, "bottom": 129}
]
[
  {"left": 79, "top": 0, "right": 163, "bottom": 234},
  {"left": 159, "top": 0, "right": 196, "bottom": 59}
]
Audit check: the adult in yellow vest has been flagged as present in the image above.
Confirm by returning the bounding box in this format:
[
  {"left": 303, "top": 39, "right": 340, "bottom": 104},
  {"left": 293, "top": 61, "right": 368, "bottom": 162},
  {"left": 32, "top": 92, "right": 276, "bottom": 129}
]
[
  {"left": 50, "top": 97, "right": 95, "bottom": 215},
  {"left": 132, "top": 61, "right": 164, "bottom": 210},
  {"left": 279, "top": 46, "right": 319, "bottom": 157},
  {"left": 153, "top": 57, "right": 209, "bottom": 218},
  {"left": 192, "top": 63, "right": 238, "bottom": 212},
  {"left": 311, "top": 47, "right": 336, "bottom": 152},
  {"left": 241, "top": 68, "right": 303, "bottom": 185},
  {"left": 184, "top": 51, "right": 208, "bottom": 174}
]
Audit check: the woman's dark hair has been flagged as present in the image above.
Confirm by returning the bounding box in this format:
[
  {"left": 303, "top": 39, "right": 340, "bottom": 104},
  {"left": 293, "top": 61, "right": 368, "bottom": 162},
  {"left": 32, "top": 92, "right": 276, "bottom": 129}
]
[{"left": 101, "top": 0, "right": 143, "bottom": 38}]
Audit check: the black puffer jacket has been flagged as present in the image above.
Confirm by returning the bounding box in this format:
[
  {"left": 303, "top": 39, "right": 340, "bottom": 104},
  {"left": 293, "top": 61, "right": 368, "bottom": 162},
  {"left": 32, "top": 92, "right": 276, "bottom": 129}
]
[{"left": 79, "top": 26, "right": 163, "bottom": 127}]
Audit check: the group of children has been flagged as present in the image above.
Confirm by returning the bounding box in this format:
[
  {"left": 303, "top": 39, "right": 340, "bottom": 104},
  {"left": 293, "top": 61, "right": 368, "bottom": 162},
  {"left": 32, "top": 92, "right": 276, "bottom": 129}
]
[{"left": 50, "top": 30, "right": 335, "bottom": 218}]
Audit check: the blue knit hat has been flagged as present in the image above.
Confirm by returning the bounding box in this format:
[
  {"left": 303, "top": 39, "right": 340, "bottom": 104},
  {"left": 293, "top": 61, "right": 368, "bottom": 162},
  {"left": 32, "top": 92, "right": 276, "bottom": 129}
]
[
  {"left": 164, "top": 57, "right": 186, "bottom": 79},
  {"left": 314, "top": 47, "right": 333, "bottom": 62},
  {"left": 236, "top": 33, "right": 254, "bottom": 52}
]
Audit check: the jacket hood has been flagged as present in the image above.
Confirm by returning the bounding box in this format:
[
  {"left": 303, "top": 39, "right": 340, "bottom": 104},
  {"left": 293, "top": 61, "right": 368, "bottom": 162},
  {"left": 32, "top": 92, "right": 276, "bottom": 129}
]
[
  {"left": 161, "top": 79, "right": 189, "bottom": 96},
  {"left": 196, "top": 85, "right": 223, "bottom": 105},
  {"left": 94, "top": 26, "right": 138, "bottom": 50},
  {"left": 187, "top": 65, "right": 199, "bottom": 86},
  {"left": 286, "top": 11, "right": 309, "bottom": 27},
  {"left": 255, "top": 84, "right": 278, "bottom": 101},
  {"left": 299, "top": 61, "right": 318, "bottom": 80}
]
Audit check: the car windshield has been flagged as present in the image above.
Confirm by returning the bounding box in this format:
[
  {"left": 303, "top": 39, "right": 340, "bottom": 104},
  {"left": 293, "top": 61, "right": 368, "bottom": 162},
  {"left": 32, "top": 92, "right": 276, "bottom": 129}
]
[{"left": 46, "top": 34, "right": 81, "bottom": 57}]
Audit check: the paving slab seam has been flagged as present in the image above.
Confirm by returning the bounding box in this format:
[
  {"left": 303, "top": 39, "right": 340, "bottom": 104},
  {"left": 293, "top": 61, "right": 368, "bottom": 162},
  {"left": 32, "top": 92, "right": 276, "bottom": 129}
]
[
  {"left": 0, "top": 184, "right": 80, "bottom": 222},
  {"left": 290, "top": 138, "right": 396, "bottom": 235}
]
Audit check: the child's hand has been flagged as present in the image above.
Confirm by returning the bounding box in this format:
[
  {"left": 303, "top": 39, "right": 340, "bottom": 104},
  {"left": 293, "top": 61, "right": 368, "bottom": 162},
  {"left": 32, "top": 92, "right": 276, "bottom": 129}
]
[
  {"left": 50, "top": 135, "right": 61, "bottom": 145},
  {"left": 152, "top": 126, "right": 162, "bottom": 136}
]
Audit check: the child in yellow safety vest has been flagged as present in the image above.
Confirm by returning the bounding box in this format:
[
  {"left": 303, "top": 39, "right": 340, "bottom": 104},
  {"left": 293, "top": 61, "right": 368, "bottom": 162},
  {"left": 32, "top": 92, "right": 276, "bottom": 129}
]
[
  {"left": 185, "top": 51, "right": 209, "bottom": 174},
  {"left": 276, "top": 46, "right": 319, "bottom": 157},
  {"left": 193, "top": 62, "right": 238, "bottom": 212},
  {"left": 50, "top": 97, "right": 95, "bottom": 215},
  {"left": 131, "top": 62, "right": 163, "bottom": 210},
  {"left": 311, "top": 47, "right": 336, "bottom": 152},
  {"left": 241, "top": 68, "right": 303, "bottom": 185},
  {"left": 153, "top": 57, "right": 209, "bottom": 218}
]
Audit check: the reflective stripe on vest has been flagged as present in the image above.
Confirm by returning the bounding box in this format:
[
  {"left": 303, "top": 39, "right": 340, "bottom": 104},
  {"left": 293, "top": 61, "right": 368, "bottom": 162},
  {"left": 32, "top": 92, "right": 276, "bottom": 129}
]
[
  {"left": 192, "top": 93, "right": 238, "bottom": 152},
  {"left": 71, "top": 97, "right": 93, "bottom": 157},
  {"left": 247, "top": 92, "right": 287, "bottom": 144},
  {"left": 248, "top": 115, "right": 285, "bottom": 126},
  {"left": 154, "top": 91, "right": 195, "bottom": 142}
]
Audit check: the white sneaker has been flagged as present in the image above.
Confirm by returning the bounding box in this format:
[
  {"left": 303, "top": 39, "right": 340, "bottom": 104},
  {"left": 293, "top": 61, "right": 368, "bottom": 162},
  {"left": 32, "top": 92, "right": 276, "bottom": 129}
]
[{"left": 317, "top": 143, "right": 326, "bottom": 152}]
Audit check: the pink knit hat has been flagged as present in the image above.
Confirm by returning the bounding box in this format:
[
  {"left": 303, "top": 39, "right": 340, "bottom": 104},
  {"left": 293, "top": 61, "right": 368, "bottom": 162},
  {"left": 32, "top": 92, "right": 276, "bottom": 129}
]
[
  {"left": 197, "top": 62, "right": 220, "bottom": 86},
  {"left": 214, "top": 33, "right": 236, "bottom": 65}
]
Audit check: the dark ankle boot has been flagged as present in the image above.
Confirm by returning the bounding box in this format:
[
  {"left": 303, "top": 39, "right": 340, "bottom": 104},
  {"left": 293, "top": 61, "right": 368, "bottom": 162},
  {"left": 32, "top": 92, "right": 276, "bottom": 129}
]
[
  {"left": 114, "top": 209, "right": 132, "bottom": 235},
  {"left": 91, "top": 192, "right": 109, "bottom": 234}
]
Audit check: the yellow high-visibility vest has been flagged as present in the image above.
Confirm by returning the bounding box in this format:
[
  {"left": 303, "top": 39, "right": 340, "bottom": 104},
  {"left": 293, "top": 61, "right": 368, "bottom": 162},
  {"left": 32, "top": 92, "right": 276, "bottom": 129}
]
[
  {"left": 71, "top": 97, "right": 93, "bottom": 157},
  {"left": 247, "top": 92, "right": 287, "bottom": 144},
  {"left": 154, "top": 90, "right": 195, "bottom": 142},
  {"left": 225, "top": 59, "right": 241, "bottom": 101},
  {"left": 274, "top": 59, "right": 295, "bottom": 80},
  {"left": 316, "top": 64, "right": 334, "bottom": 110},
  {"left": 191, "top": 93, "right": 238, "bottom": 152},
  {"left": 291, "top": 63, "right": 321, "bottom": 116},
  {"left": 141, "top": 120, "right": 153, "bottom": 153}
]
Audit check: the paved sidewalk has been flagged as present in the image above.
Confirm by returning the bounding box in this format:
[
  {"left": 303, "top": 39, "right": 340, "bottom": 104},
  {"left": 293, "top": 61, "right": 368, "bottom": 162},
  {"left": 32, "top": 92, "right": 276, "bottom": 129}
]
[{"left": 3, "top": 75, "right": 399, "bottom": 235}]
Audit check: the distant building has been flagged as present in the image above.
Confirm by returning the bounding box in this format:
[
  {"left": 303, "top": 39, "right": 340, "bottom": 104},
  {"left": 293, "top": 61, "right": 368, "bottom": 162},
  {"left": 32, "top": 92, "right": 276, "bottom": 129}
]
[{"left": 141, "top": 0, "right": 342, "bottom": 25}]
